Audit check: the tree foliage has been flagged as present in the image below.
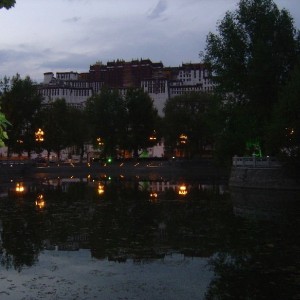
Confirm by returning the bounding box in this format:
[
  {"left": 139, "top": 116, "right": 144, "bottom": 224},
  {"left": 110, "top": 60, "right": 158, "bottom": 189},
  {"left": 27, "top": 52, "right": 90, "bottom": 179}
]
[
  {"left": 85, "top": 87, "right": 127, "bottom": 158},
  {"left": 267, "top": 61, "right": 300, "bottom": 161},
  {"left": 0, "top": 0, "right": 15, "bottom": 9},
  {"left": 163, "top": 92, "right": 215, "bottom": 158},
  {"left": 40, "top": 99, "right": 69, "bottom": 160},
  {"left": 85, "top": 87, "right": 159, "bottom": 158},
  {"left": 0, "top": 75, "right": 42, "bottom": 156},
  {"left": 205, "top": 0, "right": 300, "bottom": 160},
  {"left": 0, "top": 1, "right": 16, "bottom": 146},
  {"left": 66, "top": 106, "right": 89, "bottom": 160},
  {"left": 0, "top": 109, "right": 10, "bottom": 147},
  {"left": 125, "top": 88, "right": 159, "bottom": 157}
]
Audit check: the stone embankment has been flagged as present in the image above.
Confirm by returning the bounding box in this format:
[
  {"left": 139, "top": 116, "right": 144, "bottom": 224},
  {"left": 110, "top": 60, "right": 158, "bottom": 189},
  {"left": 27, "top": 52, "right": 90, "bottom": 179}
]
[
  {"left": 229, "top": 156, "right": 300, "bottom": 190},
  {"left": 0, "top": 158, "right": 229, "bottom": 183}
]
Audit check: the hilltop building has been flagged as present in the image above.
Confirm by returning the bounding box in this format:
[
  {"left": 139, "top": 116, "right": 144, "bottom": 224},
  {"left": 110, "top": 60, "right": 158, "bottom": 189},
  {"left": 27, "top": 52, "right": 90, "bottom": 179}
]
[
  {"left": 40, "top": 71, "right": 97, "bottom": 109},
  {"left": 38, "top": 59, "right": 215, "bottom": 115}
]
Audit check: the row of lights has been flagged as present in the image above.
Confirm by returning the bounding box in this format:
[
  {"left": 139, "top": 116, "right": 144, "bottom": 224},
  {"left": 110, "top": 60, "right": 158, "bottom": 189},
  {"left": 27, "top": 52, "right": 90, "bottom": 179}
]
[
  {"left": 14, "top": 181, "right": 188, "bottom": 205},
  {"left": 23, "top": 130, "right": 187, "bottom": 150},
  {"left": 97, "top": 183, "right": 188, "bottom": 197}
]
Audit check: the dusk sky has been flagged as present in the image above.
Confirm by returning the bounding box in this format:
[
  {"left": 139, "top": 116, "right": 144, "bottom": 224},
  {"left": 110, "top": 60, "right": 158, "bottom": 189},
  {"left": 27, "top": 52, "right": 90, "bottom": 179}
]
[{"left": 1, "top": 0, "right": 299, "bottom": 83}]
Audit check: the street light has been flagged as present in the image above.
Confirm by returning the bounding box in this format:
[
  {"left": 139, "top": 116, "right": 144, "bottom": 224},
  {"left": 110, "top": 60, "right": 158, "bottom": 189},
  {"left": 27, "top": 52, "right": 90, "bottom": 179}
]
[
  {"left": 178, "top": 184, "right": 188, "bottom": 196},
  {"left": 179, "top": 134, "right": 188, "bottom": 144},
  {"left": 97, "top": 137, "right": 104, "bottom": 146},
  {"left": 149, "top": 130, "right": 157, "bottom": 141},
  {"left": 149, "top": 191, "right": 158, "bottom": 203},
  {"left": 35, "top": 128, "right": 44, "bottom": 142}
]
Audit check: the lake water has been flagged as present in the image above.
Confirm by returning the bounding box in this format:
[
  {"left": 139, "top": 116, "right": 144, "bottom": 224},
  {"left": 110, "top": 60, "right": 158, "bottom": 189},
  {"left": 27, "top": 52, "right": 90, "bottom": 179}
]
[{"left": 0, "top": 175, "right": 299, "bottom": 299}]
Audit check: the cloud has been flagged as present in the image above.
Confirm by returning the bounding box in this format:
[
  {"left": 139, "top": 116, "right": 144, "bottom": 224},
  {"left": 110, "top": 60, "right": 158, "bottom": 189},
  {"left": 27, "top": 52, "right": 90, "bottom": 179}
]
[
  {"left": 63, "top": 16, "right": 81, "bottom": 23},
  {"left": 147, "top": 0, "right": 167, "bottom": 20}
]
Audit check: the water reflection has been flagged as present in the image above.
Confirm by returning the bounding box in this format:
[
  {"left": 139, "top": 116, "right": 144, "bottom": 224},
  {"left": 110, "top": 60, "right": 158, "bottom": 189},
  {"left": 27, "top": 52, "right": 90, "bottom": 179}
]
[
  {"left": 35, "top": 194, "right": 46, "bottom": 209},
  {"left": 231, "top": 187, "right": 300, "bottom": 220},
  {"left": 0, "top": 177, "right": 299, "bottom": 299},
  {"left": 206, "top": 188, "right": 300, "bottom": 300},
  {"left": 15, "top": 182, "right": 25, "bottom": 193},
  {"left": 97, "top": 182, "right": 105, "bottom": 195},
  {"left": 0, "top": 177, "right": 226, "bottom": 268}
]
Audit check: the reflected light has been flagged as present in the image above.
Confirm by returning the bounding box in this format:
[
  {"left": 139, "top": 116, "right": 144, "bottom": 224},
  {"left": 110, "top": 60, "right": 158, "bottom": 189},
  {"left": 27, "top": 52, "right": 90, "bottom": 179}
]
[
  {"left": 98, "top": 183, "right": 105, "bottom": 195},
  {"left": 35, "top": 194, "right": 45, "bottom": 209},
  {"left": 15, "top": 183, "right": 25, "bottom": 193},
  {"left": 178, "top": 184, "right": 188, "bottom": 196}
]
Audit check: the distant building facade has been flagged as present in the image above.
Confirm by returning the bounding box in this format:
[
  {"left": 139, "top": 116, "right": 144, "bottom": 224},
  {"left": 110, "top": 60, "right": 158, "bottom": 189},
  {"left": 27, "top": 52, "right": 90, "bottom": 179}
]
[
  {"left": 39, "top": 72, "right": 96, "bottom": 109},
  {"left": 38, "top": 59, "right": 215, "bottom": 115}
]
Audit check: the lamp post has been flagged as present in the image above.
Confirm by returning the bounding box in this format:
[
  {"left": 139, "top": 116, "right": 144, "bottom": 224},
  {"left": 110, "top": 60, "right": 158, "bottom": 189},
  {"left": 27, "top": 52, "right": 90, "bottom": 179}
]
[
  {"left": 35, "top": 128, "right": 44, "bottom": 142},
  {"left": 178, "top": 183, "right": 188, "bottom": 196},
  {"left": 35, "top": 128, "right": 45, "bottom": 159},
  {"left": 149, "top": 130, "right": 157, "bottom": 142},
  {"left": 178, "top": 133, "right": 188, "bottom": 157},
  {"left": 179, "top": 133, "right": 188, "bottom": 144}
]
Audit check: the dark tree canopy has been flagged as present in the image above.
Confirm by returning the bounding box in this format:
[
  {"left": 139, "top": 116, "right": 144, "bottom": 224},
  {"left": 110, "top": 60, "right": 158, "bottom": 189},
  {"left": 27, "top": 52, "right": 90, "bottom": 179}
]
[
  {"left": 0, "top": 0, "right": 15, "bottom": 9},
  {"left": 205, "top": 0, "right": 299, "bottom": 108},
  {"left": 125, "top": 88, "right": 159, "bottom": 157},
  {"left": 204, "top": 0, "right": 300, "bottom": 160},
  {"left": 85, "top": 87, "right": 159, "bottom": 158},
  {"left": 0, "top": 0, "right": 17, "bottom": 145},
  {"left": 163, "top": 92, "right": 215, "bottom": 158},
  {"left": 85, "top": 87, "right": 127, "bottom": 158},
  {"left": 0, "top": 75, "right": 42, "bottom": 156},
  {"left": 267, "top": 60, "right": 300, "bottom": 160},
  {"left": 40, "top": 99, "right": 69, "bottom": 160}
]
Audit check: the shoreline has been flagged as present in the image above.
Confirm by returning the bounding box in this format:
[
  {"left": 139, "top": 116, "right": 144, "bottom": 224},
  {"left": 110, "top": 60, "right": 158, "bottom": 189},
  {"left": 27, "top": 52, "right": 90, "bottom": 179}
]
[
  {"left": 0, "top": 159, "right": 229, "bottom": 183},
  {"left": 229, "top": 166, "right": 300, "bottom": 190}
]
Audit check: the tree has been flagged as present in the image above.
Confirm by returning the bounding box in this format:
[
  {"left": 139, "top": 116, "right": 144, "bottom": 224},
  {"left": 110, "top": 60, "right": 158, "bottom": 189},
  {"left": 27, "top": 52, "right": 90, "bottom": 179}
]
[
  {"left": 85, "top": 87, "right": 127, "bottom": 158},
  {"left": 266, "top": 60, "right": 300, "bottom": 162},
  {"left": 66, "top": 106, "right": 89, "bottom": 162},
  {"left": 0, "top": 2, "right": 17, "bottom": 147},
  {"left": 0, "top": 77, "right": 11, "bottom": 147},
  {"left": 0, "top": 0, "right": 15, "bottom": 9},
  {"left": 163, "top": 92, "right": 215, "bottom": 158},
  {"left": 0, "top": 75, "right": 42, "bottom": 157},
  {"left": 205, "top": 0, "right": 299, "bottom": 160},
  {"left": 40, "top": 99, "right": 69, "bottom": 161},
  {"left": 0, "top": 108, "right": 10, "bottom": 148},
  {"left": 125, "top": 88, "right": 159, "bottom": 157}
]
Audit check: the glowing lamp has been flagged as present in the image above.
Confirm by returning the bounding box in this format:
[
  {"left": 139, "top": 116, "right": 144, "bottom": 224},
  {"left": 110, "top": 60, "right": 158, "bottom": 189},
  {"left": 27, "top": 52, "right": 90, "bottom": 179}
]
[
  {"left": 35, "top": 194, "right": 45, "bottom": 209},
  {"left": 15, "top": 183, "right": 25, "bottom": 193},
  {"left": 178, "top": 184, "right": 188, "bottom": 196},
  {"left": 98, "top": 183, "right": 105, "bottom": 195},
  {"left": 35, "top": 128, "right": 44, "bottom": 142}
]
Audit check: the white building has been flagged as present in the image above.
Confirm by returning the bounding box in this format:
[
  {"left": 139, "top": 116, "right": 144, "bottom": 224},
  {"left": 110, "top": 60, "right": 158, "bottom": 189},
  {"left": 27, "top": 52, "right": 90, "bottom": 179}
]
[
  {"left": 39, "top": 62, "right": 215, "bottom": 114},
  {"left": 38, "top": 72, "right": 98, "bottom": 108},
  {"left": 141, "top": 79, "right": 169, "bottom": 116},
  {"left": 141, "top": 63, "right": 215, "bottom": 116}
]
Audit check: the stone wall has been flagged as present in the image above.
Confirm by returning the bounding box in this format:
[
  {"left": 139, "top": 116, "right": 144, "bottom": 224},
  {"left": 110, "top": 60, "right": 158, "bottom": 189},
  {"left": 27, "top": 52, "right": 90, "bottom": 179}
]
[{"left": 229, "top": 167, "right": 300, "bottom": 190}]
